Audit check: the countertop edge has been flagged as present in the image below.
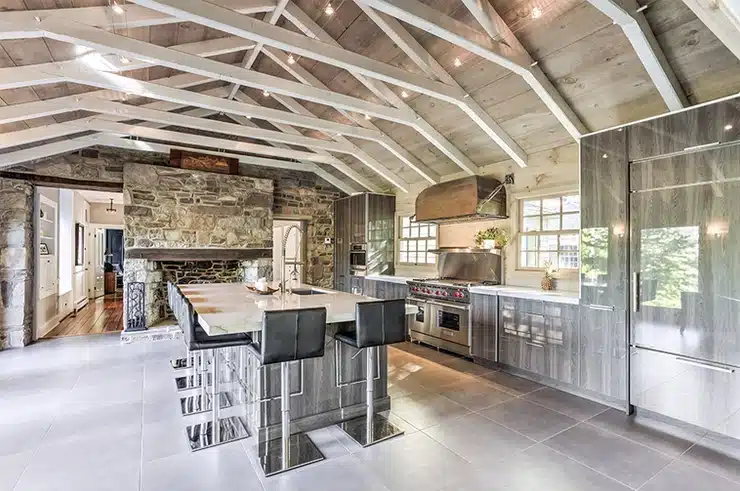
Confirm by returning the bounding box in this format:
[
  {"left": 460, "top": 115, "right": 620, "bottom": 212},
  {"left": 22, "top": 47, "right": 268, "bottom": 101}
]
[
  {"left": 364, "top": 275, "right": 415, "bottom": 285},
  {"left": 469, "top": 286, "right": 580, "bottom": 305}
]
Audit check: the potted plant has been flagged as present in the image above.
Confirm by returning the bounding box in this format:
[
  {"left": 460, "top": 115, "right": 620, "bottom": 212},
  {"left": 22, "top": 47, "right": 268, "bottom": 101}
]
[{"left": 474, "top": 227, "right": 509, "bottom": 249}]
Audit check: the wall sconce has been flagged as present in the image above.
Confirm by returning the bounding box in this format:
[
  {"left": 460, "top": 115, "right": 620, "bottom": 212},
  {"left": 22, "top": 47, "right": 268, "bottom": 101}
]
[
  {"left": 707, "top": 220, "right": 729, "bottom": 238},
  {"left": 613, "top": 224, "right": 625, "bottom": 237}
]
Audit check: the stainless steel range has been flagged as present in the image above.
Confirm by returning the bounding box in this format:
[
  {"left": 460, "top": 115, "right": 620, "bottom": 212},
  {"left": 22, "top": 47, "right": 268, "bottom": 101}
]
[{"left": 407, "top": 248, "right": 502, "bottom": 356}]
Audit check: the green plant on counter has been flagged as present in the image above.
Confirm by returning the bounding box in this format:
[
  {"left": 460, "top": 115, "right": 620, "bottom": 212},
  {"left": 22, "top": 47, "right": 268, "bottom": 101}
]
[{"left": 474, "top": 227, "right": 509, "bottom": 248}]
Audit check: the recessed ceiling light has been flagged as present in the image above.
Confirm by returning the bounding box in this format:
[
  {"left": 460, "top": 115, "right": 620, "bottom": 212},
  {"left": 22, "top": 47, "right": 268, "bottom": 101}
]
[
  {"left": 287, "top": 54, "right": 296, "bottom": 64},
  {"left": 454, "top": 57, "right": 462, "bottom": 67},
  {"left": 119, "top": 55, "right": 130, "bottom": 64},
  {"left": 531, "top": 6, "right": 543, "bottom": 19},
  {"left": 112, "top": 2, "right": 124, "bottom": 14},
  {"left": 325, "top": 3, "right": 334, "bottom": 15},
  {"left": 725, "top": 124, "right": 733, "bottom": 131},
  {"left": 263, "top": 90, "right": 270, "bottom": 97},
  {"left": 401, "top": 90, "right": 409, "bottom": 98},
  {"left": 364, "top": 113, "right": 371, "bottom": 120},
  {"left": 602, "top": 153, "right": 608, "bottom": 159}
]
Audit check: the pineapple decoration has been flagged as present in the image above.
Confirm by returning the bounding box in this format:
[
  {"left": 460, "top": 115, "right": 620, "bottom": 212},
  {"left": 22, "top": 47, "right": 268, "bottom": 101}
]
[{"left": 541, "top": 260, "right": 557, "bottom": 291}]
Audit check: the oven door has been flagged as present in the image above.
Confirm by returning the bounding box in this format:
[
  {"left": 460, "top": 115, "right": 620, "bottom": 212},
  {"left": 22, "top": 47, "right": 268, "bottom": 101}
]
[
  {"left": 428, "top": 300, "right": 471, "bottom": 348},
  {"left": 406, "top": 297, "right": 429, "bottom": 336}
]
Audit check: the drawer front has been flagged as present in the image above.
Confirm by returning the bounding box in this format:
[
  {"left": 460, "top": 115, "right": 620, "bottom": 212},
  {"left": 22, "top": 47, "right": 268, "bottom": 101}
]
[
  {"left": 579, "top": 307, "right": 627, "bottom": 401},
  {"left": 544, "top": 310, "right": 578, "bottom": 385},
  {"left": 498, "top": 310, "right": 547, "bottom": 377},
  {"left": 632, "top": 346, "right": 740, "bottom": 438}
]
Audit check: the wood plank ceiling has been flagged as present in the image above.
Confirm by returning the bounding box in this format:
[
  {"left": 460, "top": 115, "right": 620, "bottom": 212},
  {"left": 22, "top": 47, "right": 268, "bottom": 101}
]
[{"left": 0, "top": 0, "right": 739, "bottom": 193}]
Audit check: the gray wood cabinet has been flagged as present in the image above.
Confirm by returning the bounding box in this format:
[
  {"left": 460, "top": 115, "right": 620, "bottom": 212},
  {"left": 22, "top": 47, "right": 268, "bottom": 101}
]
[
  {"left": 496, "top": 297, "right": 579, "bottom": 386},
  {"left": 628, "top": 100, "right": 740, "bottom": 161},
  {"left": 333, "top": 197, "right": 351, "bottom": 292},
  {"left": 471, "top": 293, "right": 498, "bottom": 362},
  {"left": 363, "top": 279, "right": 408, "bottom": 300},
  {"left": 578, "top": 306, "right": 627, "bottom": 401},
  {"left": 580, "top": 129, "right": 628, "bottom": 310}
]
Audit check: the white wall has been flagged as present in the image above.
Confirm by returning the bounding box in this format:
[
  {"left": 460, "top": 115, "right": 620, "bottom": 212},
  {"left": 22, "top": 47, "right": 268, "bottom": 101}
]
[
  {"left": 35, "top": 188, "right": 59, "bottom": 339},
  {"left": 57, "top": 189, "right": 74, "bottom": 318},
  {"left": 89, "top": 202, "right": 123, "bottom": 226},
  {"left": 395, "top": 143, "right": 580, "bottom": 292}
]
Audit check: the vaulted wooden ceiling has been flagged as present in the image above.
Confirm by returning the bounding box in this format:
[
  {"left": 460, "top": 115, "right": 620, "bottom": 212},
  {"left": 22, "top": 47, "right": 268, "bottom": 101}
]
[{"left": 0, "top": 0, "right": 738, "bottom": 195}]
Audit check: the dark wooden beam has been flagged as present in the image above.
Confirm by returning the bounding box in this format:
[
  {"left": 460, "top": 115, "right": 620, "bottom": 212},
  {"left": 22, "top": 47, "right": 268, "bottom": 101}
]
[
  {"left": 126, "top": 248, "right": 272, "bottom": 261},
  {"left": 0, "top": 171, "right": 123, "bottom": 192}
]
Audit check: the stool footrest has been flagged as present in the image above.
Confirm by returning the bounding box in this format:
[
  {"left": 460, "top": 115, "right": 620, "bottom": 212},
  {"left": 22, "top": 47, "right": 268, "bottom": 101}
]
[
  {"left": 170, "top": 357, "right": 193, "bottom": 370},
  {"left": 185, "top": 416, "right": 249, "bottom": 451},
  {"left": 175, "top": 373, "right": 212, "bottom": 392},
  {"left": 257, "top": 433, "right": 324, "bottom": 477},
  {"left": 179, "top": 391, "right": 232, "bottom": 416},
  {"left": 339, "top": 413, "right": 404, "bottom": 448}
]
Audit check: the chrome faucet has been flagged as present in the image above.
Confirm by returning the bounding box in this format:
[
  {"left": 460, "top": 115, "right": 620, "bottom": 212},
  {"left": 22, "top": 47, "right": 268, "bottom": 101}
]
[{"left": 280, "top": 224, "right": 303, "bottom": 294}]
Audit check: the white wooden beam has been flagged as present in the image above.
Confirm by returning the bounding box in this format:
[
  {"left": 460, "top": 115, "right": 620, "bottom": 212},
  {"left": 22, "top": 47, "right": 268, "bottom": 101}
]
[
  {"left": 355, "top": 3, "right": 527, "bottom": 168},
  {"left": 128, "top": 0, "right": 467, "bottom": 104},
  {"left": 0, "top": 137, "right": 96, "bottom": 170},
  {"left": 357, "top": 0, "right": 588, "bottom": 139},
  {"left": 0, "top": 0, "right": 277, "bottom": 29},
  {"left": 228, "top": 0, "right": 291, "bottom": 99},
  {"left": 226, "top": 94, "right": 381, "bottom": 192},
  {"left": 262, "top": 92, "right": 410, "bottom": 192},
  {"left": 586, "top": 0, "right": 688, "bottom": 110},
  {"left": 681, "top": 0, "right": 740, "bottom": 61},
  {"left": 0, "top": 19, "right": 415, "bottom": 125}
]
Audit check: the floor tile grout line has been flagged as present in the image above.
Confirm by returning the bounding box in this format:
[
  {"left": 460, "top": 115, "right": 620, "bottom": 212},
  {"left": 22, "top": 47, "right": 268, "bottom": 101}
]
[{"left": 544, "top": 442, "right": 649, "bottom": 490}]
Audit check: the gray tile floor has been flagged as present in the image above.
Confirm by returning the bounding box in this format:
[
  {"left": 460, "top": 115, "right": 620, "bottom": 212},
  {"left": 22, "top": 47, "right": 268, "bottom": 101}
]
[{"left": 2, "top": 335, "right": 740, "bottom": 491}]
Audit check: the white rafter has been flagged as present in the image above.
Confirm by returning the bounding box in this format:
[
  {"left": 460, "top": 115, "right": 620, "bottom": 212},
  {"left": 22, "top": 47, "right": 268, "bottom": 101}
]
[
  {"left": 586, "top": 0, "right": 688, "bottom": 110},
  {"left": 681, "top": 0, "right": 740, "bottom": 61},
  {"left": 355, "top": 3, "right": 527, "bottom": 168},
  {"left": 357, "top": 0, "right": 588, "bottom": 139},
  {"left": 0, "top": 19, "right": 415, "bottom": 125},
  {"left": 0, "top": 0, "right": 277, "bottom": 29},
  {"left": 228, "top": 0, "right": 290, "bottom": 99}
]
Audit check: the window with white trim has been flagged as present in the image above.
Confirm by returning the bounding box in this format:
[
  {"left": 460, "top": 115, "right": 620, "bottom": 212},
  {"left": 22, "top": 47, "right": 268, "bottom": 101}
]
[
  {"left": 398, "top": 216, "right": 437, "bottom": 265},
  {"left": 518, "top": 194, "right": 580, "bottom": 270}
]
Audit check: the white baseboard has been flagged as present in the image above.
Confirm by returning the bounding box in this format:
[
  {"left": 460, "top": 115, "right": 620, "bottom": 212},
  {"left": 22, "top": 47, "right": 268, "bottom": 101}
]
[{"left": 37, "top": 315, "right": 60, "bottom": 339}]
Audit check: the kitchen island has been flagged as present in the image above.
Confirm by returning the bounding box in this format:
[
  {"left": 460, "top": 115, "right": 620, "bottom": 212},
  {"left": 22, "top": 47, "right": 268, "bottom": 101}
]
[{"left": 178, "top": 282, "right": 418, "bottom": 441}]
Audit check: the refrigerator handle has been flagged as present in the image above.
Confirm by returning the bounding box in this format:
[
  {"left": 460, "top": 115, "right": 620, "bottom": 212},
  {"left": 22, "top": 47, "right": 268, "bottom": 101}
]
[{"left": 632, "top": 272, "right": 640, "bottom": 312}]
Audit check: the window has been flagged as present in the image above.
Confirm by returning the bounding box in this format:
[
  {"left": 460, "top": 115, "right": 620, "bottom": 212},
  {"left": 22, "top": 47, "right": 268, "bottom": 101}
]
[
  {"left": 519, "top": 194, "right": 580, "bottom": 270},
  {"left": 398, "top": 216, "right": 437, "bottom": 265}
]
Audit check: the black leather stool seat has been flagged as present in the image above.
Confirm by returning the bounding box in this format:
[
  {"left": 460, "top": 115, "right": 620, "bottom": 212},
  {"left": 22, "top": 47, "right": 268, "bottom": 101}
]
[
  {"left": 248, "top": 308, "right": 327, "bottom": 365},
  {"left": 192, "top": 325, "right": 252, "bottom": 350},
  {"left": 334, "top": 299, "right": 406, "bottom": 349}
]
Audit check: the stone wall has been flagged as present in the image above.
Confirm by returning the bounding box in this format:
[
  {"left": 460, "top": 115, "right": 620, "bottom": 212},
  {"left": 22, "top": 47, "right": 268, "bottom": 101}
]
[
  {"left": 123, "top": 163, "right": 274, "bottom": 250},
  {"left": 0, "top": 179, "right": 34, "bottom": 349},
  {"left": 243, "top": 166, "right": 340, "bottom": 288}
]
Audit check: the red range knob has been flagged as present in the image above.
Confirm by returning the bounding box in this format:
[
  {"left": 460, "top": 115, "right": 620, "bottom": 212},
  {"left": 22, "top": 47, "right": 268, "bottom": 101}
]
[{"left": 442, "top": 291, "right": 448, "bottom": 296}]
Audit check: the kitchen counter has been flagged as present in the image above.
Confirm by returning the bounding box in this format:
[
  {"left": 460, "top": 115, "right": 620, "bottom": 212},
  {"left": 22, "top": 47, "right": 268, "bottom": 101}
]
[
  {"left": 468, "top": 285, "right": 580, "bottom": 305},
  {"left": 178, "top": 282, "right": 419, "bottom": 335},
  {"left": 363, "top": 274, "right": 416, "bottom": 285}
]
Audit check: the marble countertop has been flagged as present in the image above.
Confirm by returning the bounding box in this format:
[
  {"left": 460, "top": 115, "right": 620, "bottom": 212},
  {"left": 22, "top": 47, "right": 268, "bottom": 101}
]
[
  {"left": 364, "top": 274, "right": 417, "bottom": 284},
  {"left": 178, "top": 282, "right": 419, "bottom": 335},
  {"left": 468, "top": 285, "right": 580, "bottom": 305}
]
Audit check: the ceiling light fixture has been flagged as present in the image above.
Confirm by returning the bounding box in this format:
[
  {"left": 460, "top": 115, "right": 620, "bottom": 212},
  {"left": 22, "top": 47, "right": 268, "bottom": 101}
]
[
  {"left": 325, "top": 3, "right": 334, "bottom": 15},
  {"left": 119, "top": 55, "right": 130, "bottom": 64},
  {"left": 263, "top": 90, "right": 270, "bottom": 97},
  {"left": 288, "top": 54, "right": 296, "bottom": 64},
  {"left": 531, "top": 6, "right": 543, "bottom": 19},
  {"left": 364, "top": 113, "right": 371, "bottom": 120},
  {"left": 454, "top": 57, "right": 462, "bottom": 67},
  {"left": 401, "top": 90, "right": 409, "bottom": 98},
  {"left": 106, "top": 198, "right": 117, "bottom": 214},
  {"left": 725, "top": 124, "right": 733, "bottom": 131},
  {"left": 112, "top": 1, "right": 124, "bottom": 14}
]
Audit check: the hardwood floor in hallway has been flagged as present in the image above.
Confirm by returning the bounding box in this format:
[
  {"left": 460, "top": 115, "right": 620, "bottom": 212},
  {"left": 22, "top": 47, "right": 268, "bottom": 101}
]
[{"left": 44, "top": 294, "right": 123, "bottom": 338}]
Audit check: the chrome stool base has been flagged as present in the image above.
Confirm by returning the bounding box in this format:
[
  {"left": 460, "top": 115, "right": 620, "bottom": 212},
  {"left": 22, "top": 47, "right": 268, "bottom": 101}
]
[
  {"left": 258, "top": 433, "right": 324, "bottom": 477},
  {"left": 170, "top": 357, "right": 192, "bottom": 370},
  {"left": 175, "top": 373, "right": 213, "bottom": 392},
  {"left": 180, "top": 392, "right": 232, "bottom": 416},
  {"left": 186, "top": 416, "right": 249, "bottom": 451},
  {"left": 339, "top": 413, "right": 403, "bottom": 447}
]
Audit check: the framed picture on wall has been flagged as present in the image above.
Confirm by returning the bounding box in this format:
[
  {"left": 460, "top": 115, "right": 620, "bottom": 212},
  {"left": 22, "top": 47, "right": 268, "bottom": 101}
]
[{"left": 75, "top": 223, "right": 85, "bottom": 266}]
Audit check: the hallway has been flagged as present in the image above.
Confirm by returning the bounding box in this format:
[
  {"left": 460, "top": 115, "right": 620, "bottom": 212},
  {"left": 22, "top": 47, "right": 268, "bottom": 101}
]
[{"left": 44, "top": 295, "right": 123, "bottom": 338}]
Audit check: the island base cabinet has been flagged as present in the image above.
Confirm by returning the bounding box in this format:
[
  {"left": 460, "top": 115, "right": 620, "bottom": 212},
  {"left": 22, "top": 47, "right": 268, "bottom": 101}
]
[
  {"left": 631, "top": 346, "right": 740, "bottom": 439},
  {"left": 579, "top": 307, "right": 627, "bottom": 402}
]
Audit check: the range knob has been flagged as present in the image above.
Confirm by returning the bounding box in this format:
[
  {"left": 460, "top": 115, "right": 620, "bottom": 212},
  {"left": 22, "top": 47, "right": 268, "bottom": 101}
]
[
  {"left": 435, "top": 290, "right": 440, "bottom": 295},
  {"left": 441, "top": 291, "right": 448, "bottom": 296}
]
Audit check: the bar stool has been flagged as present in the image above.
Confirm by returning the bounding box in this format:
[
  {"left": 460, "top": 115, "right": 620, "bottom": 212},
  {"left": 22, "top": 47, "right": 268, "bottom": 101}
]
[
  {"left": 178, "top": 297, "right": 253, "bottom": 451},
  {"left": 169, "top": 282, "right": 195, "bottom": 371},
  {"left": 248, "top": 307, "right": 327, "bottom": 476},
  {"left": 334, "top": 299, "right": 406, "bottom": 447}
]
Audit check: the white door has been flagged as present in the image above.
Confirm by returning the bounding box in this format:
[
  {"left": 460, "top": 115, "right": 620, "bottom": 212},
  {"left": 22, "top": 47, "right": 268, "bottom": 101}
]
[{"left": 91, "top": 228, "right": 105, "bottom": 298}]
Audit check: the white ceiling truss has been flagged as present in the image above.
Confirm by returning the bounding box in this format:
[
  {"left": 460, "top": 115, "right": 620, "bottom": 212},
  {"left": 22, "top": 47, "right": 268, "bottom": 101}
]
[
  {"left": 0, "top": 0, "right": 735, "bottom": 193},
  {"left": 680, "top": 0, "right": 740, "bottom": 62}
]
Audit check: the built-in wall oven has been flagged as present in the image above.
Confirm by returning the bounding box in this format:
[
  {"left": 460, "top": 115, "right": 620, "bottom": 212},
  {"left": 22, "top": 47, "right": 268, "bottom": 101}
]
[{"left": 349, "top": 243, "right": 367, "bottom": 276}]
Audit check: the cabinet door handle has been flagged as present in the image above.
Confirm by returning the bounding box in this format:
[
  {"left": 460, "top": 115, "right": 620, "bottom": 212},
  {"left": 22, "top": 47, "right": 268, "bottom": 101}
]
[
  {"left": 525, "top": 341, "right": 545, "bottom": 348},
  {"left": 675, "top": 356, "right": 735, "bottom": 374},
  {"left": 587, "top": 304, "right": 615, "bottom": 311},
  {"left": 632, "top": 272, "right": 640, "bottom": 312}
]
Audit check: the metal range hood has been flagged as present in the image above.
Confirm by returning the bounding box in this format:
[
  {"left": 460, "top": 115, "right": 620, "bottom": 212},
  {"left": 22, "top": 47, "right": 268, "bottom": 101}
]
[{"left": 414, "top": 175, "right": 508, "bottom": 223}]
